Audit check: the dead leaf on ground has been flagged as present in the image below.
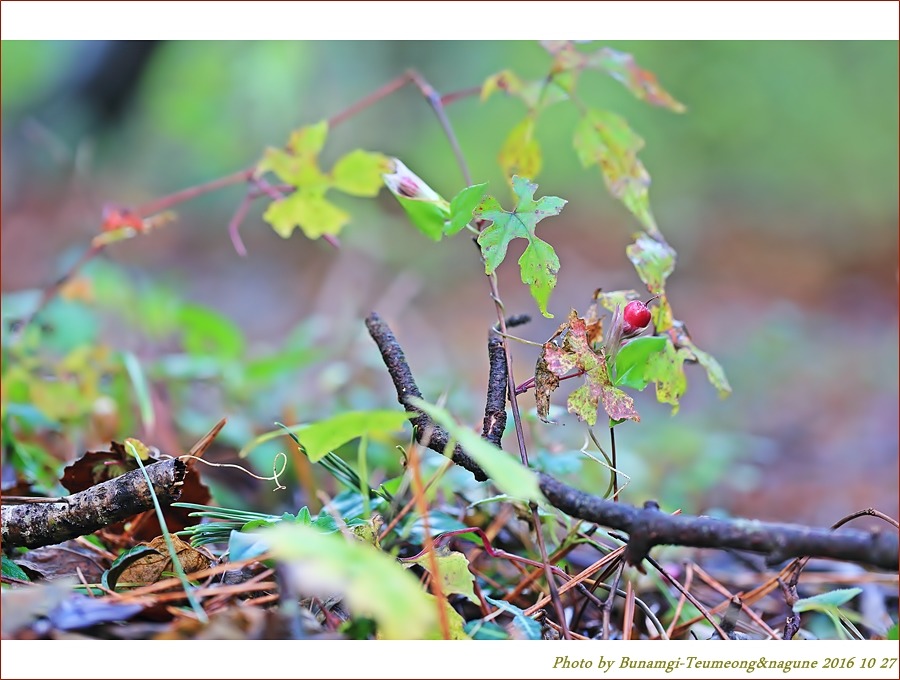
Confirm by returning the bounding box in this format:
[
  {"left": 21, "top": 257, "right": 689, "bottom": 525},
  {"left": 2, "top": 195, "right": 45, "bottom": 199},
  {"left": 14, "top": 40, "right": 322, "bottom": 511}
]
[
  {"left": 15, "top": 540, "right": 109, "bottom": 583},
  {"left": 118, "top": 535, "right": 211, "bottom": 585}
]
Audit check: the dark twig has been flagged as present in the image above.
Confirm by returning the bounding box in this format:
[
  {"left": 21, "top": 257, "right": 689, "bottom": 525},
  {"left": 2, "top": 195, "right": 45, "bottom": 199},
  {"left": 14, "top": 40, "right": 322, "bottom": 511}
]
[
  {"left": 482, "top": 335, "right": 509, "bottom": 448},
  {"left": 483, "top": 312, "right": 569, "bottom": 638},
  {"left": 364, "top": 312, "right": 487, "bottom": 481}
]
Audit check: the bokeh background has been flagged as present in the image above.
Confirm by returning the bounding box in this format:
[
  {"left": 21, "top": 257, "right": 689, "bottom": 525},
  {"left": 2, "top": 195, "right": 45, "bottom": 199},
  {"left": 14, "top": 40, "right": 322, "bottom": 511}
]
[{"left": 2, "top": 41, "right": 897, "bottom": 526}]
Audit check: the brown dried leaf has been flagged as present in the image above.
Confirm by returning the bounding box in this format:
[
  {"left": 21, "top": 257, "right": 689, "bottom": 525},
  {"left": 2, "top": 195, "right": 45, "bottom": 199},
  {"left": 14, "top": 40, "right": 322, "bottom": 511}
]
[
  {"left": 118, "top": 535, "right": 211, "bottom": 585},
  {"left": 15, "top": 540, "right": 109, "bottom": 583},
  {"left": 535, "top": 344, "right": 561, "bottom": 423}
]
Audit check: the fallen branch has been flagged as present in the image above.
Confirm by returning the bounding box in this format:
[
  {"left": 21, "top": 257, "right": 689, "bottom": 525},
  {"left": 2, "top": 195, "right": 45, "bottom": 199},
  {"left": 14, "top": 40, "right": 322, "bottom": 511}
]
[
  {"left": 365, "top": 312, "right": 487, "bottom": 481},
  {"left": 1, "top": 459, "right": 186, "bottom": 550},
  {"left": 364, "top": 312, "right": 899, "bottom": 572}
]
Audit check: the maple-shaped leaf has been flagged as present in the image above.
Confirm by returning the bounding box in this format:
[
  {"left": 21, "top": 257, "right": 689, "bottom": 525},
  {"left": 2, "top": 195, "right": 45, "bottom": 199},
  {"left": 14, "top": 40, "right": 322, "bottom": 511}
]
[
  {"left": 262, "top": 188, "right": 349, "bottom": 239},
  {"left": 542, "top": 311, "right": 639, "bottom": 426},
  {"left": 475, "top": 176, "right": 566, "bottom": 318},
  {"left": 573, "top": 108, "right": 659, "bottom": 236},
  {"left": 587, "top": 48, "right": 686, "bottom": 113},
  {"left": 332, "top": 149, "right": 391, "bottom": 197},
  {"left": 626, "top": 233, "right": 676, "bottom": 294},
  {"left": 499, "top": 117, "right": 542, "bottom": 181},
  {"left": 256, "top": 120, "right": 388, "bottom": 240}
]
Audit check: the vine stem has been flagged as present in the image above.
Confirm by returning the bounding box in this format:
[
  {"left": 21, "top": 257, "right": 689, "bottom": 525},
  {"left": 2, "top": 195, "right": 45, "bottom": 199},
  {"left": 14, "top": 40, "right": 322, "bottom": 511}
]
[
  {"left": 404, "top": 67, "right": 571, "bottom": 637},
  {"left": 610, "top": 426, "right": 619, "bottom": 502}
]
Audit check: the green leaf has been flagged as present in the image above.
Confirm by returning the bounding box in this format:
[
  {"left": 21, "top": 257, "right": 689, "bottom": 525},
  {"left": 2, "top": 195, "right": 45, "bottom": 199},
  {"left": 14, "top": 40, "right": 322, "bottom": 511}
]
[
  {"left": 475, "top": 176, "right": 566, "bottom": 318},
  {"left": 484, "top": 595, "right": 542, "bottom": 640},
  {"left": 795, "top": 588, "right": 862, "bottom": 612},
  {"left": 410, "top": 398, "right": 546, "bottom": 505},
  {"left": 102, "top": 545, "right": 161, "bottom": 591},
  {"left": 586, "top": 47, "right": 686, "bottom": 112},
  {"left": 887, "top": 622, "right": 898, "bottom": 640},
  {"left": 614, "top": 336, "right": 667, "bottom": 390},
  {"left": 2, "top": 555, "right": 29, "bottom": 582},
  {"left": 265, "top": 522, "right": 442, "bottom": 639},
  {"left": 263, "top": 188, "right": 350, "bottom": 239},
  {"left": 518, "top": 237, "right": 560, "bottom": 320},
  {"left": 446, "top": 183, "right": 488, "bottom": 235},
  {"left": 382, "top": 158, "right": 450, "bottom": 241},
  {"left": 499, "top": 117, "right": 542, "bottom": 180},
  {"left": 626, "top": 234, "right": 676, "bottom": 294},
  {"left": 403, "top": 545, "right": 478, "bottom": 604},
  {"left": 573, "top": 108, "right": 658, "bottom": 235},
  {"left": 332, "top": 150, "right": 390, "bottom": 197},
  {"left": 394, "top": 196, "right": 448, "bottom": 241},
  {"left": 293, "top": 410, "right": 413, "bottom": 463}
]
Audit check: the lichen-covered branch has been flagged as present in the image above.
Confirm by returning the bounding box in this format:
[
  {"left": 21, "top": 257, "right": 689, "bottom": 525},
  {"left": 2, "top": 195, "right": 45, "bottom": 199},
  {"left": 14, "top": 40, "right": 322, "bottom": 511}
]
[
  {"left": 364, "top": 312, "right": 899, "bottom": 573},
  {"left": 1, "top": 459, "right": 186, "bottom": 550}
]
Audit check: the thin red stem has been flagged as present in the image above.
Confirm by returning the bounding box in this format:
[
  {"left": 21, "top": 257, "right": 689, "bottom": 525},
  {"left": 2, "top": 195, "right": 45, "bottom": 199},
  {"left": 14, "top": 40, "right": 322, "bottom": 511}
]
[
  {"left": 227, "top": 191, "right": 252, "bottom": 257},
  {"left": 135, "top": 168, "right": 253, "bottom": 217}
]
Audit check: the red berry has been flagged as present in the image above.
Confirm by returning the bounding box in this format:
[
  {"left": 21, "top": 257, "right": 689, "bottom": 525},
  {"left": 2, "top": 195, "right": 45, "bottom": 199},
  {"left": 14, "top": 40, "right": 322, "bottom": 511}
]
[{"left": 623, "top": 300, "right": 652, "bottom": 330}]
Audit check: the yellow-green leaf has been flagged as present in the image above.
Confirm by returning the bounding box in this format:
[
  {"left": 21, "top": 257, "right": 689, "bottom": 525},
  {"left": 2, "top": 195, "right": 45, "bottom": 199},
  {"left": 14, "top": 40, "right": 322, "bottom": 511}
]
[
  {"left": 265, "top": 522, "right": 441, "bottom": 640},
  {"left": 288, "top": 119, "right": 329, "bottom": 156},
  {"left": 499, "top": 117, "right": 541, "bottom": 181},
  {"left": 573, "top": 108, "right": 658, "bottom": 235},
  {"left": 626, "top": 233, "right": 676, "bottom": 294},
  {"left": 404, "top": 545, "right": 478, "bottom": 605},
  {"left": 332, "top": 150, "right": 391, "bottom": 197},
  {"left": 292, "top": 410, "right": 413, "bottom": 463},
  {"left": 263, "top": 189, "right": 350, "bottom": 239},
  {"left": 481, "top": 69, "right": 523, "bottom": 101}
]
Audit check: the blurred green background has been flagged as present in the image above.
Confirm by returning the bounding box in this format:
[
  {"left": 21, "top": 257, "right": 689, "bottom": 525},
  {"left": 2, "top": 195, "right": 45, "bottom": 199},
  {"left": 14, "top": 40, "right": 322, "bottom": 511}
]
[{"left": 2, "top": 41, "right": 897, "bottom": 524}]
